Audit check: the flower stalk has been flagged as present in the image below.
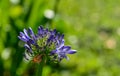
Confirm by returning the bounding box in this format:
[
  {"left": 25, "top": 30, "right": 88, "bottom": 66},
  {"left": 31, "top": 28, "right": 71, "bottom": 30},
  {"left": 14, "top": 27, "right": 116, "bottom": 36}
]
[{"left": 35, "top": 56, "right": 45, "bottom": 76}]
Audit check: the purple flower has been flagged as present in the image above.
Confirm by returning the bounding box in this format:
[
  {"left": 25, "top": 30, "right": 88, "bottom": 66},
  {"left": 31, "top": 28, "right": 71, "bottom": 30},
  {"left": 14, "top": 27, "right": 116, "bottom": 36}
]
[
  {"left": 51, "top": 44, "right": 76, "bottom": 61},
  {"left": 18, "top": 26, "right": 76, "bottom": 62}
]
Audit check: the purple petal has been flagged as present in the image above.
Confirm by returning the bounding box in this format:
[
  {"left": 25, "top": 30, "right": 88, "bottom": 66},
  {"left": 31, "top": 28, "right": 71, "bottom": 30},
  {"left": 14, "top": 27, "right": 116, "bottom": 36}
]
[
  {"left": 57, "top": 39, "right": 64, "bottom": 49},
  {"left": 28, "top": 27, "right": 35, "bottom": 37},
  {"left": 28, "top": 39, "right": 35, "bottom": 44},
  {"left": 67, "top": 50, "right": 76, "bottom": 54},
  {"left": 55, "top": 32, "right": 60, "bottom": 40},
  {"left": 51, "top": 29, "right": 56, "bottom": 35},
  {"left": 47, "top": 35, "right": 54, "bottom": 43},
  {"left": 62, "top": 46, "right": 71, "bottom": 52},
  {"left": 24, "top": 44, "right": 32, "bottom": 53},
  {"left": 59, "top": 34, "right": 64, "bottom": 41},
  {"left": 64, "top": 55, "right": 69, "bottom": 60},
  {"left": 53, "top": 29, "right": 56, "bottom": 34},
  {"left": 23, "top": 29, "right": 30, "bottom": 39},
  {"left": 45, "top": 28, "right": 48, "bottom": 34},
  {"left": 28, "top": 27, "right": 36, "bottom": 40},
  {"left": 38, "top": 26, "right": 43, "bottom": 35},
  {"left": 50, "top": 50, "right": 57, "bottom": 55},
  {"left": 19, "top": 32, "right": 28, "bottom": 40},
  {"left": 18, "top": 36, "right": 28, "bottom": 42},
  {"left": 55, "top": 34, "right": 59, "bottom": 40},
  {"left": 20, "top": 32, "right": 24, "bottom": 37}
]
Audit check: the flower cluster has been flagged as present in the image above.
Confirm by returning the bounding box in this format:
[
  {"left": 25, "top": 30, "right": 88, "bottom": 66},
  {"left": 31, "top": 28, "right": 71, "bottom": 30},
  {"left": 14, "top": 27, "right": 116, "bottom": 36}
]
[{"left": 18, "top": 26, "right": 76, "bottom": 63}]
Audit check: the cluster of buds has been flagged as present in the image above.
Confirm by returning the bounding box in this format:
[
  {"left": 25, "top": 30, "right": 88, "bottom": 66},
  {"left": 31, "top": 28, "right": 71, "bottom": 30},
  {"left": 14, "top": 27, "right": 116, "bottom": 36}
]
[{"left": 18, "top": 26, "right": 76, "bottom": 63}]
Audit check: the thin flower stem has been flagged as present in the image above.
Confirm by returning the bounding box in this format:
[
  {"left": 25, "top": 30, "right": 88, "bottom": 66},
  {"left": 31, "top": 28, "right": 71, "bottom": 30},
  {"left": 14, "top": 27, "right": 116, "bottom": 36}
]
[{"left": 35, "top": 57, "right": 45, "bottom": 76}]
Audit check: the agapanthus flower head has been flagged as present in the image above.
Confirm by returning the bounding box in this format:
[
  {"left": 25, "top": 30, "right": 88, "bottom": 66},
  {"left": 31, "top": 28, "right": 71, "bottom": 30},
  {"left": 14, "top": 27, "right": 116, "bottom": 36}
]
[{"left": 18, "top": 26, "right": 76, "bottom": 63}]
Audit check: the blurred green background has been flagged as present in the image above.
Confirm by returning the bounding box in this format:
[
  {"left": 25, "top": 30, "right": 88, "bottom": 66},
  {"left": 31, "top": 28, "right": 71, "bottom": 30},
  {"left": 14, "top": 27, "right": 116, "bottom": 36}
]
[{"left": 1, "top": 0, "right": 120, "bottom": 76}]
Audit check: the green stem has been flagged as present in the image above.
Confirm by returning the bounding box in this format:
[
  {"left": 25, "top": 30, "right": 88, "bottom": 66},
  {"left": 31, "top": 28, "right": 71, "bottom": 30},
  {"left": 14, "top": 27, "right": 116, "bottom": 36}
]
[{"left": 35, "top": 57, "right": 45, "bottom": 76}]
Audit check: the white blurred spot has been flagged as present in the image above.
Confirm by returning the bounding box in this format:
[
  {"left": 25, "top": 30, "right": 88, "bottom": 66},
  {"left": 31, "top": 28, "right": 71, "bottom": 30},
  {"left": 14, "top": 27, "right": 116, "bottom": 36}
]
[
  {"left": 44, "top": 9, "right": 55, "bottom": 19},
  {"left": 105, "top": 38, "right": 116, "bottom": 49},
  {"left": 10, "top": 0, "right": 20, "bottom": 4},
  {"left": 1, "top": 48, "right": 11, "bottom": 60}
]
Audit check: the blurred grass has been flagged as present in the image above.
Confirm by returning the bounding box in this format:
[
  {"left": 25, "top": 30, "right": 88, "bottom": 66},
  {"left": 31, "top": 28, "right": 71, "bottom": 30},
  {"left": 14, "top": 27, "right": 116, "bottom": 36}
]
[{"left": 1, "top": 0, "right": 120, "bottom": 76}]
